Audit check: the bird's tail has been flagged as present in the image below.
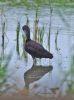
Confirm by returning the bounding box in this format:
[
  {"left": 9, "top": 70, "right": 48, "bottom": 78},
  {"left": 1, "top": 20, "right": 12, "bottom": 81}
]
[
  {"left": 48, "top": 53, "right": 53, "bottom": 59},
  {"left": 44, "top": 51, "right": 53, "bottom": 59}
]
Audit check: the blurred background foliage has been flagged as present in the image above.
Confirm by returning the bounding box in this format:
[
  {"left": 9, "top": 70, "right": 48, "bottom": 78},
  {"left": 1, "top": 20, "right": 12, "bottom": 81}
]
[{"left": 0, "top": 0, "right": 74, "bottom": 8}]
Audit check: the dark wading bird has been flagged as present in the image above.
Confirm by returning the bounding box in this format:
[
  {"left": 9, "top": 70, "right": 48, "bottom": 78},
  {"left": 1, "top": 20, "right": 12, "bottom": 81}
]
[{"left": 22, "top": 25, "right": 53, "bottom": 64}]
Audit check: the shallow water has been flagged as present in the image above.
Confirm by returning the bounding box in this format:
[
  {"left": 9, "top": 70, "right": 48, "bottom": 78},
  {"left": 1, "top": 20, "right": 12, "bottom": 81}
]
[{"left": 0, "top": 2, "right": 74, "bottom": 97}]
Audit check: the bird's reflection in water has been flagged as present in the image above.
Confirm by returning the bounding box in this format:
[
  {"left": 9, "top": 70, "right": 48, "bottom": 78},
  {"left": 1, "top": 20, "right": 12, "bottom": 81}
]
[{"left": 24, "top": 65, "right": 53, "bottom": 88}]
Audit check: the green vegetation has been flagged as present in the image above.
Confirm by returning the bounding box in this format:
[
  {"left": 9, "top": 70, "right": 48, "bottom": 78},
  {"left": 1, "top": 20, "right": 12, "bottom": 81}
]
[
  {"left": 2, "top": 21, "right": 5, "bottom": 58},
  {"left": 55, "top": 30, "right": 59, "bottom": 51},
  {"left": 33, "top": 10, "right": 44, "bottom": 45},
  {"left": 38, "top": 25, "right": 44, "bottom": 45},
  {"left": 0, "top": 0, "right": 74, "bottom": 8},
  {"left": 0, "top": 51, "right": 13, "bottom": 79},
  {"left": 66, "top": 54, "right": 74, "bottom": 94},
  {"left": 22, "top": 33, "right": 28, "bottom": 62},
  {"left": 16, "top": 21, "right": 20, "bottom": 55},
  {"left": 70, "top": 55, "right": 74, "bottom": 76},
  {"left": 0, "top": 51, "right": 13, "bottom": 94}
]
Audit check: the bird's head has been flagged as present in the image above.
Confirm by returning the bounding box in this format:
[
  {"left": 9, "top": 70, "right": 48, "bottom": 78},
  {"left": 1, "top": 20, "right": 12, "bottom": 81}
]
[{"left": 22, "top": 25, "right": 30, "bottom": 40}]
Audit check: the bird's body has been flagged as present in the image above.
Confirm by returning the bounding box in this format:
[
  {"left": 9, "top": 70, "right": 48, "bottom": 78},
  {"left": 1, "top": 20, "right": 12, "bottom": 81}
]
[
  {"left": 22, "top": 25, "right": 53, "bottom": 64},
  {"left": 25, "top": 39, "right": 53, "bottom": 59}
]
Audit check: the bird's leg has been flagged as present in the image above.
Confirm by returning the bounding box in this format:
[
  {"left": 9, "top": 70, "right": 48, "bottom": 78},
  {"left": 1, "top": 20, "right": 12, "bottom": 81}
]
[
  {"left": 39, "top": 58, "right": 41, "bottom": 65},
  {"left": 32, "top": 57, "right": 36, "bottom": 65}
]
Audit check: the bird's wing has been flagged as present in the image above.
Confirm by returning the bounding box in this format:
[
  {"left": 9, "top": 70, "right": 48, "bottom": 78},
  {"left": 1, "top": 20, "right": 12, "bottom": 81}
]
[
  {"left": 25, "top": 40, "right": 46, "bottom": 57},
  {"left": 30, "top": 40, "right": 45, "bottom": 51}
]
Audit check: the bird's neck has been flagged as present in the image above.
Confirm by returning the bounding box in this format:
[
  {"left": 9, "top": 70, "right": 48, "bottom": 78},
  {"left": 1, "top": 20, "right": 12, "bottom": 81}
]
[
  {"left": 26, "top": 38, "right": 31, "bottom": 42},
  {"left": 26, "top": 32, "right": 30, "bottom": 41}
]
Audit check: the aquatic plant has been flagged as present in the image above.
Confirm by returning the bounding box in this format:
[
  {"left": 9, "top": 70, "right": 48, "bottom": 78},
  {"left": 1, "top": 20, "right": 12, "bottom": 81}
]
[
  {"left": 0, "top": 50, "right": 13, "bottom": 79},
  {"left": 16, "top": 21, "right": 20, "bottom": 55},
  {"left": 38, "top": 25, "right": 44, "bottom": 45},
  {"left": 26, "top": 15, "right": 29, "bottom": 26},
  {"left": 22, "top": 33, "right": 28, "bottom": 62},
  {"left": 55, "top": 30, "right": 59, "bottom": 51},
  {"left": 48, "top": 5, "right": 53, "bottom": 51},
  {"left": 2, "top": 21, "right": 6, "bottom": 59},
  {"left": 33, "top": 9, "right": 39, "bottom": 41}
]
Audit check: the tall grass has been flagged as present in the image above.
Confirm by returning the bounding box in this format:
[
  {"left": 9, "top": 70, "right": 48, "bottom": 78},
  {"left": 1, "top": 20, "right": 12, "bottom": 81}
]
[
  {"left": 16, "top": 21, "right": 20, "bottom": 55},
  {"left": 33, "top": 10, "right": 44, "bottom": 45},
  {"left": 48, "top": 5, "right": 53, "bottom": 51},
  {"left": 0, "top": 50, "right": 13, "bottom": 80},
  {"left": 1, "top": 6, "right": 9, "bottom": 59},
  {"left": 26, "top": 15, "right": 29, "bottom": 26},
  {"left": 0, "top": 50, "right": 13, "bottom": 94},
  {"left": 22, "top": 33, "right": 28, "bottom": 62},
  {"left": 55, "top": 30, "right": 59, "bottom": 51},
  {"left": 33, "top": 9, "right": 39, "bottom": 41},
  {"left": 1, "top": 14, "right": 7, "bottom": 60},
  {"left": 65, "top": 54, "right": 74, "bottom": 94},
  {"left": 38, "top": 25, "right": 44, "bottom": 45},
  {"left": 2, "top": 21, "right": 5, "bottom": 59}
]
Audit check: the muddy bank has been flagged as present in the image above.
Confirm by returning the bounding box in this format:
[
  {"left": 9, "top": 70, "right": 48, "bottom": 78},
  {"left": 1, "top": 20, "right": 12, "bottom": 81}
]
[{"left": 0, "top": 90, "right": 74, "bottom": 100}]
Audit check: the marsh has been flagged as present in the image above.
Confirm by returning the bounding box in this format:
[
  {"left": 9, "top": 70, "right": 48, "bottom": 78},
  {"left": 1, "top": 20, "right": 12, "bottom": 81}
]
[{"left": 0, "top": 0, "right": 74, "bottom": 97}]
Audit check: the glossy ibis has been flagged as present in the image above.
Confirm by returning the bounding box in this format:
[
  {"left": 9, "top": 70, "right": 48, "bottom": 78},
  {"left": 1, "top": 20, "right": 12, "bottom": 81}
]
[{"left": 22, "top": 25, "right": 53, "bottom": 64}]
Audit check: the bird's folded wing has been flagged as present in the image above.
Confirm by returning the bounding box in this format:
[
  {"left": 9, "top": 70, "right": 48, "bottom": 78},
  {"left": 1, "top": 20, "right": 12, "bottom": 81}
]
[{"left": 25, "top": 41, "right": 46, "bottom": 56}]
